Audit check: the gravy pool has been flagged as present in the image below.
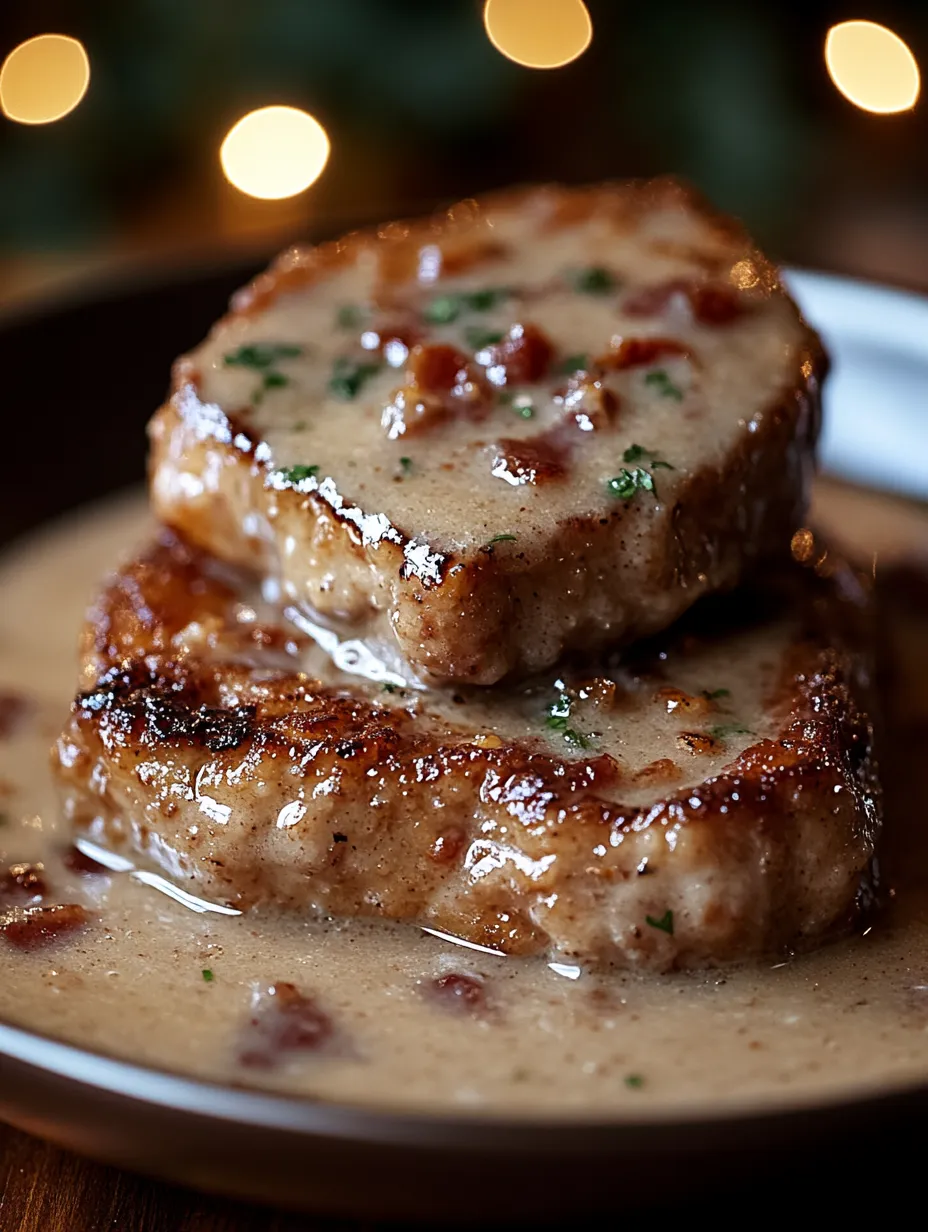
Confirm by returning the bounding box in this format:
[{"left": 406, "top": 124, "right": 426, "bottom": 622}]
[{"left": 0, "top": 480, "right": 926, "bottom": 1119}]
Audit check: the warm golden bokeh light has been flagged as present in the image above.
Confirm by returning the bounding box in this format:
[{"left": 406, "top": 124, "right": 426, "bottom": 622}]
[
  {"left": 0, "top": 34, "right": 90, "bottom": 125},
  {"left": 220, "top": 106, "right": 330, "bottom": 201},
  {"left": 825, "top": 20, "right": 920, "bottom": 114},
  {"left": 483, "top": 0, "right": 592, "bottom": 70}
]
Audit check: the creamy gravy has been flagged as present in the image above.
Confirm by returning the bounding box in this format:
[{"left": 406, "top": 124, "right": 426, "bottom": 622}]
[{"left": 1, "top": 480, "right": 927, "bottom": 1120}]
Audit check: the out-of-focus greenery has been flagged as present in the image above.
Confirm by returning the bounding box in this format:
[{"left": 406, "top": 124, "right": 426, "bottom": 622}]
[{"left": 0, "top": 0, "right": 924, "bottom": 254}]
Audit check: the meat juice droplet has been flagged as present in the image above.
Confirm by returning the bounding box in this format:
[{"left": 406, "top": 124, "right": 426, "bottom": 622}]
[
  {"left": 238, "top": 982, "right": 334, "bottom": 1068},
  {"left": 0, "top": 903, "right": 88, "bottom": 950}
]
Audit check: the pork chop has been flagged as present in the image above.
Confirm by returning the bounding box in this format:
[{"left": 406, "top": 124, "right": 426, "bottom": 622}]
[
  {"left": 149, "top": 179, "right": 825, "bottom": 685},
  {"left": 54, "top": 531, "right": 879, "bottom": 970}
]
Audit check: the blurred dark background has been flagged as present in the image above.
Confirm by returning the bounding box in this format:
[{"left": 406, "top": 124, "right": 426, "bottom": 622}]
[{"left": 0, "top": 0, "right": 925, "bottom": 311}]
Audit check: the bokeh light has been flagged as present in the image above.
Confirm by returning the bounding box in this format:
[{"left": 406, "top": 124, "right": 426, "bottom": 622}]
[
  {"left": 0, "top": 34, "right": 90, "bottom": 125},
  {"left": 825, "top": 20, "right": 919, "bottom": 115},
  {"left": 483, "top": 0, "right": 592, "bottom": 70},
  {"left": 220, "top": 106, "right": 330, "bottom": 201}
]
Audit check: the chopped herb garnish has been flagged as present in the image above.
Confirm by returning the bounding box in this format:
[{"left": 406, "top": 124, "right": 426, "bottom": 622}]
[
  {"left": 223, "top": 343, "right": 302, "bottom": 370},
  {"left": 486, "top": 533, "right": 517, "bottom": 545},
  {"left": 624, "top": 1073, "right": 645, "bottom": 1089},
  {"left": 422, "top": 287, "right": 509, "bottom": 324},
  {"left": 623, "top": 443, "right": 674, "bottom": 470},
  {"left": 293, "top": 420, "right": 307, "bottom": 431},
  {"left": 606, "top": 467, "right": 656, "bottom": 502},
  {"left": 703, "top": 688, "right": 731, "bottom": 701},
  {"left": 262, "top": 370, "right": 289, "bottom": 391},
  {"left": 644, "top": 369, "right": 683, "bottom": 400},
  {"left": 645, "top": 909, "right": 674, "bottom": 935},
  {"left": 329, "top": 357, "right": 381, "bottom": 400},
  {"left": 512, "top": 397, "right": 534, "bottom": 419},
  {"left": 336, "top": 304, "right": 364, "bottom": 329},
  {"left": 557, "top": 352, "right": 589, "bottom": 374},
  {"left": 381, "top": 682, "right": 399, "bottom": 693},
  {"left": 573, "top": 266, "right": 616, "bottom": 294},
  {"left": 278, "top": 464, "right": 319, "bottom": 484},
  {"left": 201, "top": 969, "right": 214, "bottom": 983},
  {"left": 709, "top": 723, "right": 752, "bottom": 739},
  {"left": 399, "top": 456, "right": 413, "bottom": 475},
  {"left": 467, "top": 287, "right": 509, "bottom": 311},
  {"left": 545, "top": 693, "right": 591, "bottom": 749},
  {"left": 465, "top": 325, "right": 504, "bottom": 350}
]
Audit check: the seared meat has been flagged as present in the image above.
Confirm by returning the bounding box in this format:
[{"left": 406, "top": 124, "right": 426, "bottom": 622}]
[
  {"left": 149, "top": 179, "right": 825, "bottom": 685},
  {"left": 54, "top": 532, "right": 879, "bottom": 970}
]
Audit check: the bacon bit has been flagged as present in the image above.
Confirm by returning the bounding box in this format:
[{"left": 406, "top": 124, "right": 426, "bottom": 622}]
[
  {"left": 0, "top": 903, "right": 88, "bottom": 950},
  {"left": 238, "top": 982, "right": 333, "bottom": 1069},
  {"left": 0, "top": 692, "right": 29, "bottom": 740},
  {"left": 554, "top": 373, "right": 619, "bottom": 432},
  {"left": 491, "top": 431, "right": 569, "bottom": 486},
  {"left": 429, "top": 827, "right": 467, "bottom": 864},
  {"left": 634, "top": 758, "right": 681, "bottom": 786},
  {"left": 0, "top": 862, "right": 47, "bottom": 906},
  {"left": 426, "top": 972, "right": 488, "bottom": 1016},
  {"left": 409, "top": 343, "right": 470, "bottom": 393},
  {"left": 677, "top": 732, "right": 723, "bottom": 756},
  {"left": 63, "top": 845, "right": 109, "bottom": 876},
  {"left": 602, "top": 337, "right": 691, "bottom": 369},
  {"left": 624, "top": 280, "right": 744, "bottom": 325},
  {"left": 654, "top": 686, "right": 713, "bottom": 717},
  {"left": 382, "top": 344, "right": 490, "bottom": 440},
  {"left": 479, "top": 323, "right": 553, "bottom": 386},
  {"left": 360, "top": 321, "right": 421, "bottom": 369},
  {"left": 576, "top": 677, "right": 620, "bottom": 711}
]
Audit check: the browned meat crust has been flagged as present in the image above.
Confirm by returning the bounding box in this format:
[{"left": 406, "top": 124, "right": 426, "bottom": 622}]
[
  {"left": 148, "top": 178, "right": 826, "bottom": 685},
  {"left": 54, "top": 533, "right": 880, "bottom": 970}
]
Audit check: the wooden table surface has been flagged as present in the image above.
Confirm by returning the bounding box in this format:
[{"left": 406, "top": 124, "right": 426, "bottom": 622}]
[{"left": 0, "top": 1125, "right": 357, "bottom": 1232}]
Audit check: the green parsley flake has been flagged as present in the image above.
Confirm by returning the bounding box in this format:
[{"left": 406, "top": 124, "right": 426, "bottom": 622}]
[
  {"left": 329, "top": 357, "right": 381, "bottom": 400},
  {"left": 709, "top": 723, "right": 752, "bottom": 740},
  {"left": 645, "top": 909, "right": 674, "bottom": 935},
  {"left": 624, "top": 1073, "right": 645, "bottom": 1089},
  {"left": 399, "top": 456, "right": 413, "bottom": 475},
  {"left": 622, "top": 444, "right": 674, "bottom": 470},
  {"left": 486, "top": 533, "right": 517, "bottom": 546},
  {"left": 606, "top": 467, "right": 656, "bottom": 502},
  {"left": 223, "top": 343, "right": 302, "bottom": 370},
  {"left": 278, "top": 464, "right": 319, "bottom": 484},
  {"left": 557, "top": 353, "right": 589, "bottom": 374},
  {"left": 336, "top": 304, "right": 364, "bottom": 329},
  {"left": 644, "top": 369, "right": 683, "bottom": 400},
  {"left": 512, "top": 395, "right": 534, "bottom": 418},
  {"left": 703, "top": 688, "right": 731, "bottom": 701},
  {"left": 423, "top": 288, "right": 510, "bottom": 324},
  {"left": 465, "top": 326, "right": 504, "bottom": 350},
  {"left": 573, "top": 266, "right": 616, "bottom": 294},
  {"left": 545, "top": 693, "right": 590, "bottom": 749},
  {"left": 201, "top": 969, "right": 215, "bottom": 983}
]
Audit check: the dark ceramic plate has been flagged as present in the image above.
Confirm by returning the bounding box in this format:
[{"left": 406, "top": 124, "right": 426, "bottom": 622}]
[{"left": 0, "top": 265, "right": 926, "bottom": 1219}]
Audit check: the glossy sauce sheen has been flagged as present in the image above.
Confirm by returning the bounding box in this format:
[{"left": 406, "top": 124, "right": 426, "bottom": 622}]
[{"left": 0, "top": 484, "right": 927, "bottom": 1118}]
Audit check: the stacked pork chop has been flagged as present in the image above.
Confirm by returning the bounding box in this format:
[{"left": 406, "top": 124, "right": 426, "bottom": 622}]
[{"left": 55, "top": 179, "right": 881, "bottom": 969}]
